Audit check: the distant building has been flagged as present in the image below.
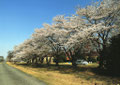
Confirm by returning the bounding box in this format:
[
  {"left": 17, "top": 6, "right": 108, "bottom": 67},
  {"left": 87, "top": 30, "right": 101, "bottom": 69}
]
[{"left": 0, "top": 56, "right": 4, "bottom": 62}]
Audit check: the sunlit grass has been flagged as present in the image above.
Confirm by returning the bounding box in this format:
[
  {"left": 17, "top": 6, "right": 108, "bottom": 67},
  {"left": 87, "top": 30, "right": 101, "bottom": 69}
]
[{"left": 7, "top": 62, "right": 120, "bottom": 85}]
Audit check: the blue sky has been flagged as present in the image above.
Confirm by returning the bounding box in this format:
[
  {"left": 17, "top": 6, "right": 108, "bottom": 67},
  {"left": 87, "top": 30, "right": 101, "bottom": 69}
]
[{"left": 0, "top": 0, "right": 97, "bottom": 58}]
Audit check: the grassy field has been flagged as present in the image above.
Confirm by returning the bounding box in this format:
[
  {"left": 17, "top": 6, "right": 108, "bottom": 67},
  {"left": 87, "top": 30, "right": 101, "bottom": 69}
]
[{"left": 7, "top": 62, "right": 120, "bottom": 85}]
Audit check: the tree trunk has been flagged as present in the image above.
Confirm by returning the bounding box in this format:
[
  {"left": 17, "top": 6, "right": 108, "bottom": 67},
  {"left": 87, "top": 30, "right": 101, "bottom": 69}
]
[
  {"left": 27, "top": 60, "right": 31, "bottom": 65},
  {"left": 55, "top": 56, "right": 59, "bottom": 66},
  {"left": 55, "top": 61, "right": 59, "bottom": 66},
  {"left": 72, "top": 58, "right": 77, "bottom": 67},
  {"left": 99, "top": 45, "right": 106, "bottom": 69},
  {"left": 46, "top": 57, "right": 50, "bottom": 66},
  {"left": 40, "top": 57, "right": 44, "bottom": 64}
]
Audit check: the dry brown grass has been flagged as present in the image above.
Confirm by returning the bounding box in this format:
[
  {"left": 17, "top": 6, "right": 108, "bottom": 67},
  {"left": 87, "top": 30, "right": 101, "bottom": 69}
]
[{"left": 7, "top": 62, "right": 120, "bottom": 85}]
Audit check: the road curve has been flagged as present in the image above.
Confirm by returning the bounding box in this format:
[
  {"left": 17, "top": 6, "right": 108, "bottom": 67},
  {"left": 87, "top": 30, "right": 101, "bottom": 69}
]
[{"left": 0, "top": 62, "right": 47, "bottom": 85}]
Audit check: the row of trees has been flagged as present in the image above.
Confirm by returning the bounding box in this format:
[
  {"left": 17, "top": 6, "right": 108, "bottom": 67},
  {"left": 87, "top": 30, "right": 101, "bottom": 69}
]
[{"left": 7, "top": 0, "right": 120, "bottom": 69}]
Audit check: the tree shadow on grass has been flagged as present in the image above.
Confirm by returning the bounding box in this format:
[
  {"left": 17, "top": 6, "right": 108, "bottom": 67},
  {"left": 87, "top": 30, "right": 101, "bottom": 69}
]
[{"left": 40, "top": 64, "right": 120, "bottom": 84}]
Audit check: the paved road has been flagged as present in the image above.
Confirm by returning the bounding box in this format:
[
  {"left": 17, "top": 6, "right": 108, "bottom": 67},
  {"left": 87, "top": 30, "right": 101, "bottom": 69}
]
[{"left": 0, "top": 62, "right": 47, "bottom": 85}]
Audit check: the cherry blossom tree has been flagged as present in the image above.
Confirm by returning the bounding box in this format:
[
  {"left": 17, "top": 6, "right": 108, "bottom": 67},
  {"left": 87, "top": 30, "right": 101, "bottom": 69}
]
[
  {"left": 7, "top": 0, "right": 120, "bottom": 68},
  {"left": 76, "top": 0, "right": 120, "bottom": 68}
]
